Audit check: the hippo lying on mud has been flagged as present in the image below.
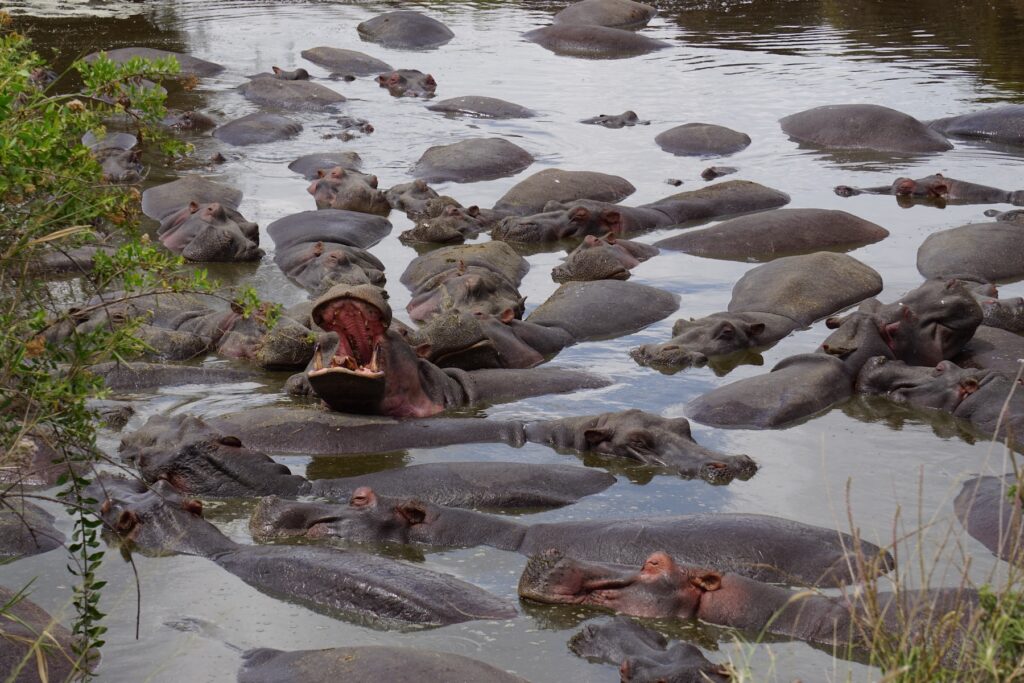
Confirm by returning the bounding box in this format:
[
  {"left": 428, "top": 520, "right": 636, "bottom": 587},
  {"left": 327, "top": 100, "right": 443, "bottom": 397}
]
[
  {"left": 955, "top": 474, "right": 1023, "bottom": 566},
  {"left": 85, "top": 476, "right": 515, "bottom": 628},
  {"left": 519, "top": 550, "right": 975, "bottom": 656},
  {"left": 252, "top": 490, "right": 888, "bottom": 586},
  {"left": 835, "top": 173, "right": 1024, "bottom": 207}
]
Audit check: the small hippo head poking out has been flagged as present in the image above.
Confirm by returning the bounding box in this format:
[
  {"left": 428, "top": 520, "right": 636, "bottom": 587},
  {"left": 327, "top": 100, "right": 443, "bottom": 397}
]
[
  {"left": 493, "top": 200, "right": 627, "bottom": 243},
  {"left": 158, "top": 201, "right": 264, "bottom": 262},
  {"left": 376, "top": 69, "right": 437, "bottom": 98},
  {"left": 855, "top": 357, "right": 991, "bottom": 413},
  {"left": 307, "top": 166, "right": 391, "bottom": 216},
  {"left": 271, "top": 66, "right": 310, "bottom": 80},
  {"left": 551, "top": 234, "right": 657, "bottom": 283}
]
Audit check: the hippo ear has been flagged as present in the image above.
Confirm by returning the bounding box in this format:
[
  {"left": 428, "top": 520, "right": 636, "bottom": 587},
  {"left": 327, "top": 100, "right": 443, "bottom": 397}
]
[
  {"left": 569, "top": 207, "right": 590, "bottom": 223},
  {"left": 414, "top": 343, "right": 432, "bottom": 358},
  {"left": 272, "top": 66, "right": 283, "bottom": 75},
  {"left": 368, "top": 175, "right": 379, "bottom": 188},
  {"left": 375, "top": 74, "right": 386, "bottom": 84},
  {"left": 748, "top": 322, "right": 766, "bottom": 337},
  {"left": 396, "top": 502, "right": 427, "bottom": 525},
  {"left": 600, "top": 210, "right": 623, "bottom": 234},
  {"left": 218, "top": 435, "right": 242, "bottom": 447},
  {"left": 603, "top": 232, "right": 618, "bottom": 244},
  {"left": 188, "top": 201, "right": 200, "bottom": 213},
  {"left": 825, "top": 316, "right": 842, "bottom": 329},
  {"left": 690, "top": 572, "right": 722, "bottom": 592},
  {"left": 583, "top": 428, "right": 612, "bottom": 447},
  {"left": 499, "top": 308, "right": 515, "bottom": 324},
  {"left": 467, "top": 206, "right": 480, "bottom": 217}
]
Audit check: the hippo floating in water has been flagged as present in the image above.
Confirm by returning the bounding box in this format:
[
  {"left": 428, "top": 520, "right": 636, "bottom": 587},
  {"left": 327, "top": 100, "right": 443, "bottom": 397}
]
[
  {"left": 288, "top": 151, "right": 363, "bottom": 180},
  {"left": 553, "top": 0, "right": 657, "bottom": 29},
  {"left": 580, "top": 110, "right": 649, "bottom": 128},
  {"left": 524, "top": 25, "right": 668, "bottom": 59},
  {"left": 238, "top": 76, "right": 344, "bottom": 111},
  {"left": 780, "top": 104, "right": 952, "bottom": 154},
  {"left": 307, "top": 166, "right": 391, "bottom": 216},
  {"left": 357, "top": 11, "right": 454, "bottom": 50},
  {"left": 157, "top": 201, "right": 263, "bottom": 262},
  {"left": 835, "top": 173, "right": 1024, "bottom": 208},
  {"left": 955, "top": 474, "right": 1023, "bottom": 566},
  {"left": 83, "top": 131, "right": 143, "bottom": 183},
  {"left": 427, "top": 96, "right": 535, "bottom": 119},
  {"left": 411, "top": 138, "right": 534, "bottom": 183},
  {"left": 213, "top": 112, "right": 302, "bottom": 145},
  {"left": 0, "top": 499, "right": 63, "bottom": 561},
  {"left": 300, "top": 47, "right": 393, "bottom": 76},
  {"left": 398, "top": 201, "right": 497, "bottom": 245},
  {"left": 493, "top": 168, "right": 637, "bottom": 216},
  {"left": 655, "top": 123, "right": 751, "bottom": 157},
  {"left": 84, "top": 47, "right": 223, "bottom": 78},
  {"left": 376, "top": 69, "right": 437, "bottom": 98},
  {"left": 917, "top": 220, "right": 1024, "bottom": 283},
  {"left": 929, "top": 104, "right": 1024, "bottom": 147}
]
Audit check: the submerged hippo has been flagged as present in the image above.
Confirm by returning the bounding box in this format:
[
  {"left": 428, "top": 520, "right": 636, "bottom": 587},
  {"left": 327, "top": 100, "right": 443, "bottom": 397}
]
[
  {"left": 376, "top": 69, "right": 437, "bottom": 98},
  {"left": 929, "top": 104, "right": 1024, "bottom": 146},
  {"left": 83, "top": 131, "right": 143, "bottom": 183},
  {"left": 654, "top": 123, "right": 751, "bottom": 157},
  {"left": 955, "top": 474, "right": 1023, "bottom": 566},
  {"left": 427, "top": 96, "right": 535, "bottom": 119},
  {"left": 410, "top": 138, "right": 534, "bottom": 183},
  {"left": 300, "top": 47, "right": 393, "bottom": 76},
  {"left": 551, "top": 234, "right": 658, "bottom": 282},
  {"left": 780, "top": 104, "right": 952, "bottom": 154},
  {"left": 834, "top": 173, "right": 1024, "bottom": 207},
  {"left": 357, "top": 11, "right": 454, "bottom": 49},
  {"left": 524, "top": 25, "right": 668, "bottom": 59},
  {"left": 307, "top": 166, "right": 391, "bottom": 216},
  {"left": 288, "top": 151, "right": 363, "bottom": 180},
  {"left": 580, "top": 110, "right": 649, "bottom": 128},
  {"left": 84, "top": 47, "right": 223, "bottom": 78},
  {"left": 917, "top": 221, "right": 1024, "bottom": 282},
  {"left": 238, "top": 77, "right": 344, "bottom": 111},
  {"left": 213, "top": 112, "right": 302, "bottom": 146},
  {"left": 399, "top": 202, "right": 495, "bottom": 244},
  {"left": 553, "top": 0, "right": 657, "bottom": 29},
  {"left": 85, "top": 476, "right": 514, "bottom": 628},
  {"left": 493, "top": 168, "right": 637, "bottom": 216}
]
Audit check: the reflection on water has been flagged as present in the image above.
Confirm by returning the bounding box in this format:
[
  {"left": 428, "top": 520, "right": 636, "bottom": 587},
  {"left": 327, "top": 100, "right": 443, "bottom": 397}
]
[{"left": 7, "top": 0, "right": 1024, "bottom": 681}]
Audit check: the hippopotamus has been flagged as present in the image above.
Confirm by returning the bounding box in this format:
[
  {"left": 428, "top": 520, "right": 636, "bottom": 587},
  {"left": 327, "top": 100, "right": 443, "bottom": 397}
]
[
  {"left": 493, "top": 180, "right": 790, "bottom": 243},
  {"left": 654, "top": 208, "right": 889, "bottom": 261},
  {"left": 141, "top": 176, "right": 243, "bottom": 222},
  {"left": 986, "top": 208, "right": 1024, "bottom": 225},
  {"left": 569, "top": 617, "right": 729, "bottom": 683},
  {"left": 955, "top": 474, "right": 1022, "bottom": 566},
  {"left": 238, "top": 647, "right": 527, "bottom": 683},
  {"left": 299, "top": 47, "right": 393, "bottom": 76},
  {"left": 398, "top": 203, "right": 494, "bottom": 244},
  {"left": 85, "top": 476, "right": 514, "bottom": 627},
  {"left": 928, "top": 104, "right": 1024, "bottom": 146},
  {"left": 493, "top": 168, "right": 636, "bottom": 216},
  {"left": 84, "top": 47, "right": 223, "bottom": 77},
  {"left": 655, "top": 123, "right": 751, "bottom": 157},
  {"left": 0, "top": 499, "right": 63, "bottom": 560},
  {"left": 780, "top": 104, "right": 953, "bottom": 154},
  {"left": 88, "top": 361, "right": 260, "bottom": 391},
  {"left": 376, "top": 69, "right": 437, "bottom": 98},
  {"left": 835, "top": 173, "right": 1024, "bottom": 207},
  {"left": 122, "top": 411, "right": 615, "bottom": 506},
  {"left": 701, "top": 166, "right": 738, "bottom": 180},
  {"left": 401, "top": 241, "right": 529, "bottom": 322},
  {"left": 426, "top": 96, "right": 535, "bottom": 119},
  {"left": 288, "top": 151, "right": 363, "bottom": 180},
  {"left": 258, "top": 491, "right": 889, "bottom": 586},
  {"left": 1, "top": 434, "right": 84, "bottom": 489},
  {"left": 307, "top": 166, "right": 391, "bottom": 216},
  {"left": 552, "top": 234, "right": 658, "bottom": 282},
  {"left": 213, "top": 112, "right": 302, "bottom": 146},
  {"left": 82, "top": 131, "right": 143, "bottom": 183},
  {"left": 357, "top": 11, "right": 454, "bottom": 49},
  {"left": 958, "top": 281, "right": 1024, "bottom": 334},
  {"left": 267, "top": 209, "right": 390, "bottom": 295},
  {"left": 298, "top": 283, "right": 608, "bottom": 416},
  {"left": 161, "top": 109, "right": 217, "bottom": 132},
  {"left": 0, "top": 586, "right": 85, "bottom": 682},
  {"left": 855, "top": 357, "right": 1024, "bottom": 446},
  {"left": 325, "top": 116, "right": 374, "bottom": 140},
  {"left": 238, "top": 76, "right": 344, "bottom": 110},
  {"left": 524, "top": 25, "right": 668, "bottom": 59},
  {"left": 384, "top": 180, "right": 441, "bottom": 215},
  {"left": 580, "top": 110, "right": 649, "bottom": 128},
  {"left": 554, "top": 0, "right": 657, "bottom": 28},
  {"left": 248, "top": 66, "right": 310, "bottom": 80},
  {"left": 918, "top": 221, "right": 1024, "bottom": 282},
  {"left": 23, "top": 244, "right": 117, "bottom": 276},
  {"left": 519, "top": 550, "right": 973, "bottom": 655},
  {"left": 410, "top": 138, "right": 534, "bottom": 183},
  {"left": 955, "top": 324, "right": 1024, "bottom": 379},
  {"left": 157, "top": 201, "right": 263, "bottom": 262}
]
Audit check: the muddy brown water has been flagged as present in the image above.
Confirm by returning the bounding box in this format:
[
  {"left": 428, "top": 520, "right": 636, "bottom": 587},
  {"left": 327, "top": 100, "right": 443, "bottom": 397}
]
[{"left": 6, "top": 1, "right": 1024, "bottom": 680}]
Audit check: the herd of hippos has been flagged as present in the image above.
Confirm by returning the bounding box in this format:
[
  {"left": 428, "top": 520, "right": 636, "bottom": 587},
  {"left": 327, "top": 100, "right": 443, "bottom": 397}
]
[{"left": 6, "top": 0, "right": 1024, "bottom": 680}]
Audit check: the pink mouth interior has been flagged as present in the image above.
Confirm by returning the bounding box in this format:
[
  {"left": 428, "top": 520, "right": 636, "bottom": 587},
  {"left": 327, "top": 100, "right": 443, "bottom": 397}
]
[{"left": 316, "top": 298, "right": 386, "bottom": 375}]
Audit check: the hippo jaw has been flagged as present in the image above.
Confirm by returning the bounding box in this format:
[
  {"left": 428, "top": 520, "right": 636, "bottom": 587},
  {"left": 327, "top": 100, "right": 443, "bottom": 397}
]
[{"left": 308, "top": 295, "right": 387, "bottom": 413}]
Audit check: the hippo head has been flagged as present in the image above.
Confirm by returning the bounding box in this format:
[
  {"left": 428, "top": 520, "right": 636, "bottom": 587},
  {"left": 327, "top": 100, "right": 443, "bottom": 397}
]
[
  {"left": 271, "top": 66, "right": 310, "bottom": 80},
  {"left": 407, "top": 307, "right": 546, "bottom": 370},
  {"left": 400, "top": 204, "right": 488, "bottom": 245},
  {"left": 856, "top": 357, "right": 992, "bottom": 412},
  {"left": 406, "top": 266, "right": 525, "bottom": 323},
  {"left": 552, "top": 235, "right": 633, "bottom": 283},
  {"left": 493, "top": 200, "right": 626, "bottom": 243},
  {"left": 886, "top": 279, "right": 983, "bottom": 366},
  {"left": 303, "top": 241, "right": 387, "bottom": 295},
  {"left": 384, "top": 179, "right": 440, "bottom": 215},
  {"left": 820, "top": 309, "right": 896, "bottom": 372},
  {"left": 578, "top": 410, "right": 757, "bottom": 483},
  {"left": 307, "top": 167, "right": 391, "bottom": 216},
  {"left": 216, "top": 313, "right": 316, "bottom": 370},
  {"left": 99, "top": 148, "right": 144, "bottom": 183},
  {"left": 630, "top": 314, "right": 773, "bottom": 374},
  {"left": 891, "top": 174, "right": 951, "bottom": 205},
  {"left": 375, "top": 69, "right": 437, "bottom": 98},
  {"left": 162, "top": 109, "right": 217, "bottom": 131},
  {"left": 159, "top": 201, "right": 264, "bottom": 262},
  {"left": 519, "top": 549, "right": 719, "bottom": 620}
]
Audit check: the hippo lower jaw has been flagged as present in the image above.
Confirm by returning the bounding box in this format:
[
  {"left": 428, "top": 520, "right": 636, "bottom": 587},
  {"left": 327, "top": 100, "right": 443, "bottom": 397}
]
[{"left": 307, "top": 296, "right": 388, "bottom": 413}]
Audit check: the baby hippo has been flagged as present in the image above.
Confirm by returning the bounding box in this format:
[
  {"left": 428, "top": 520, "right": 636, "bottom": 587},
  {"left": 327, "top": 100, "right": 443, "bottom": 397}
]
[
  {"left": 376, "top": 69, "right": 437, "bottom": 98},
  {"left": 307, "top": 166, "right": 391, "bottom": 216},
  {"left": 157, "top": 201, "right": 264, "bottom": 262},
  {"left": 552, "top": 233, "right": 657, "bottom": 282}
]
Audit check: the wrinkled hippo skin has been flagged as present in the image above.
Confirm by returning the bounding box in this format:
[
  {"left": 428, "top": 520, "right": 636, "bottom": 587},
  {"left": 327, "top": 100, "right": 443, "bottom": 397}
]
[
  {"left": 239, "top": 77, "right": 344, "bottom": 110},
  {"left": 552, "top": 234, "right": 658, "bottom": 282},
  {"left": 268, "top": 209, "right": 390, "bottom": 295},
  {"left": 411, "top": 138, "right": 534, "bottom": 183},
  {"left": 955, "top": 324, "right": 1024, "bottom": 377},
  {"left": 493, "top": 168, "right": 636, "bottom": 216},
  {"left": 157, "top": 201, "right": 263, "bottom": 262},
  {"left": 520, "top": 550, "right": 971, "bottom": 655},
  {"left": 835, "top": 173, "right": 1024, "bottom": 207},
  {"left": 780, "top": 104, "right": 952, "bottom": 154},
  {"left": 918, "top": 221, "right": 1024, "bottom": 282},
  {"left": 655, "top": 123, "right": 751, "bottom": 157},
  {"left": 580, "top": 110, "right": 648, "bottom": 128},
  {"left": 85, "top": 46, "right": 223, "bottom": 77},
  {"left": 85, "top": 476, "right": 514, "bottom": 627},
  {"left": 376, "top": 69, "right": 436, "bottom": 98},
  {"left": 0, "top": 499, "right": 63, "bottom": 561},
  {"left": 254, "top": 491, "right": 888, "bottom": 586},
  {"left": 494, "top": 180, "right": 790, "bottom": 242},
  {"left": 308, "top": 166, "right": 391, "bottom": 216},
  {"left": 288, "top": 151, "right": 363, "bottom": 180},
  {"left": 554, "top": 0, "right": 657, "bottom": 29},
  {"left": 955, "top": 474, "right": 1023, "bottom": 566},
  {"left": 524, "top": 25, "right": 668, "bottom": 59},
  {"left": 427, "top": 96, "right": 535, "bottom": 119},
  {"left": 300, "top": 47, "right": 393, "bottom": 76},
  {"left": 214, "top": 112, "right": 302, "bottom": 146},
  {"left": 238, "top": 646, "right": 527, "bottom": 683},
  {"left": 0, "top": 586, "right": 85, "bottom": 683},
  {"left": 358, "top": 11, "right": 454, "bottom": 49},
  {"left": 569, "top": 617, "right": 730, "bottom": 683},
  {"left": 929, "top": 104, "right": 1024, "bottom": 146},
  {"left": 655, "top": 208, "right": 888, "bottom": 261}
]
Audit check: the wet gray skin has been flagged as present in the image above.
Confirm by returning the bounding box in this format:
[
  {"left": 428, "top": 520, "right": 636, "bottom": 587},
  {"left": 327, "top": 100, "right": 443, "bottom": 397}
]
[
  {"left": 918, "top": 221, "right": 1024, "bottom": 282},
  {"left": 928, "top": 104, "right": 1024, "bottom": 145},
  {"left": 493, "top": 180, "right": 790, "bottom": 243},
  {"left": 287, "top": 151, "right": 363, "bottom": 180},
  {"left": 701, "top": 166, "right": 738, "bottom": 180},
  {"left": 553, "top": 0, "right": 657, "bottom": 29},
  {"left": 955, "top": 324, "right": 1024, "bottom": 378},
  {"left": 87, "top": 362, "right": 261, "bottom": 392},
  {"left": 580, "top": 110, "right": 649, "bottom": 128},
  {"left": 161, "top": 109, "right": 217, "bottom": 132},
  {"left": 411, "top": 138, "right": 535, "bottom": 184},
  {"left": 399, "top": 203, "right": 494, "bottom": 244},
  {"left": 568, "top": 617, "right": 730, "bottom": 683},
  {"left": 141, "top": 176, "right": 243, "bottom": 222},
  {"left": 83, "top": 476, "right": 515, "bottom": 628},
  {"left": 427, "top": 96, "right": 536, "bottom": 119},
  {"left": 654, "top": 123, "right": 751, "bottom": 157},
  {"left": 213, "top": 112, "right": 303, "bottom": 146},
  {"left": 307, "top": 166, "right": 391, "bottom": 216},
  {"left": 84, "top": 132, "right": 143, "bottom": 183},
  {"left": 959, "top": 281, "right": 1024, "bottom": 334},
  {"left": 552, "top": 234, "right": 658, "bottom": 282},
  {"left": 238, "top": 77, "right": 344, "bottom": 111},
  {"left": 955, "top": 474, "right": 1024, "bottom": 566},
  {"left": 493, "top": 168, "right": 637, "bottom": 215},
  {"left": 83, "top": 46, "right": 224, "bottom": 77},
  {"left": 986, "top": 208, "right": 1024, "bottom": 225},
  {"left": 384, "top": 179, "right": 440, "bottom": 216},
  {"left": 299, "top": 47, "right": 392, "bottom": 76},
  {"left": 834, "top": 173, "right": 1024, "bottom": 207},
  {"left": 156, "top": 201, "right": 264, "bottom": 262},
  {"left": 237, "top": 646, "right": 528, "bottom": 683},
  {"left": 519, "top": 550, "right": 973, "bottom": 655},
  {"left": 0, "top": 499, "right": 63, "bottom": 561},
  {"left": 0, "top": 586, "right": 83, "bottom": 682},
  {"left": 376, "top": 69, "right": 437, "bottom": 98},
  {"left": 252, "top": 491, "right": 889, "bottom": 587},
  {"left": 779, "top": 103, "right": 953, "bottom": 153},
  {"left": 524, "top": 25, "right": 669, "bottom": 59},
  {"left": 357, "top": 11, "right": 454, "bottom": 50},
  {"left": 251, "top": 66, "right": 310, "bottom": 80}
]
